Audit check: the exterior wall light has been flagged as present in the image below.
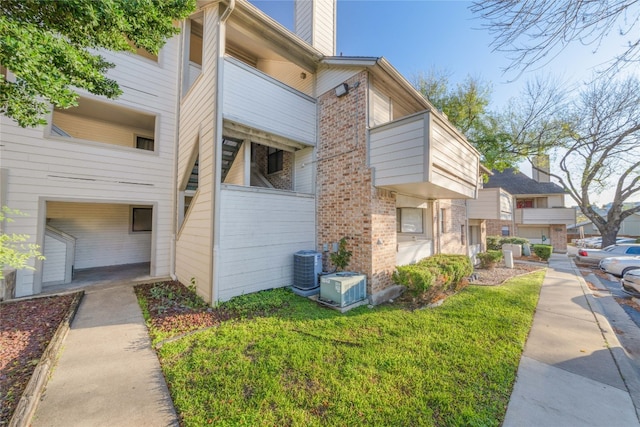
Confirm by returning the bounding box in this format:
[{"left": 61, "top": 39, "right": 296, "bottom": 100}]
[{"left": 334, "top": 83, "right": 349, "bottom": 97}]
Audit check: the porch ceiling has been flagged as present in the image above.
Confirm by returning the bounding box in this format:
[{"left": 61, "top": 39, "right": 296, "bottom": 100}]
[
  {"left": 379, "top": 181, "right": 475, "bottom": 200},
  {"left": 223, "top": 120, "right": 308, "bottom": 152}
]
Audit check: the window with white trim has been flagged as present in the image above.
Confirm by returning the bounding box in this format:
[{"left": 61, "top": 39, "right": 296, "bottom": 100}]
[{"left": 396, "top": 208, "right": 424, "bottom": 234}]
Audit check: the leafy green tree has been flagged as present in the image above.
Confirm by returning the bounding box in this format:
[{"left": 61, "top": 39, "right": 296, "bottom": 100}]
[
  {"left": 1, "top": 207, "right": 44, "bottom": 279},
  {"left": 413, "top": 70, "right": 523, "bottom": 170},
  {"left": 0, "top": 0, "right": 195, "bottom": 127}
]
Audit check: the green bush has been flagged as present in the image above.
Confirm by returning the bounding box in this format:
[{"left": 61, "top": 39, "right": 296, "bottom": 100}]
[
  {"left": 393, "top": 254, "right": 473, "bottom": 298},
  {"left": 487, "top": 235, "right": 530, "bottom": 250},
  {"left": 532, "top": 244, "right": 553, "bottom": 261},
  {"left": 477, "top": 250, "right": 503, "bottom": 269},
  {"left": 392, "top": 264, "right": 437, "bottom": 295}
]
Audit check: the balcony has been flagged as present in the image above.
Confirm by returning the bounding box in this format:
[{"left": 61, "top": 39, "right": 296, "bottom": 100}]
[
  {"left": 369, "top": 111, "right": 479, "bottom": 199},
  {"left": 515, "top": 208, "right": 575, "bottom": 225},
  {"left": 222, "top": 57, "right": 316, "bottom": 146},
  {"left": 467, "top": 188, "right": 513, "bottom": 220}
]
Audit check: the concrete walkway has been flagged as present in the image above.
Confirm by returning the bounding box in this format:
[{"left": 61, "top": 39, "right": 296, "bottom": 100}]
[
  {"left": 504, "top": 254, "right": 640, "bottom": 426},
  {"left": 31, "top": 281, "right": 178, "bottom": 427}
]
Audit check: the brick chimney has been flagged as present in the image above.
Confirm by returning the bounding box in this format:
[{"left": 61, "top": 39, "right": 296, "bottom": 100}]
[
  {"left": 531, "top": 154, "right": 551, "bottom": 183},
  {"left": 294, "top": 0, "right": 336, "bottom": 56}
]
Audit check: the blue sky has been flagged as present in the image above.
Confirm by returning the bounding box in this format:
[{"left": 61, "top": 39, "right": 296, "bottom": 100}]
[
  {"left": 249, "top": 0, "right": 625, "bottom": 109},
  {"left": 249, "top": 1, "right": 635, "bottom": 205}
]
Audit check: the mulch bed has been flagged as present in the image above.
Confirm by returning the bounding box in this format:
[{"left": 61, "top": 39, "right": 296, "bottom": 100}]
[
  {"left": 134, "top": 281, "right": 236, "bottom": 342},
  {"left": 0, "top": 294, "right": 78, "bottom": 425},
  {"left": 472, "top": 261, "right": 545, "bottom": 286}
]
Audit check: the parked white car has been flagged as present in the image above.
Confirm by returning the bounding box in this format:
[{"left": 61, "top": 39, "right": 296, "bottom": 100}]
[
  {"left": 599, "top": 256, "right": 640, "bottom": 277},
  {"left": 582, "top": 237, "right": 638, "bottom": 249},
  {"left": 622, "top": 269, "right": 640, "bottom": 296},
  {"left": 577, "top": 244, "right": 640, "bottom": 264}
]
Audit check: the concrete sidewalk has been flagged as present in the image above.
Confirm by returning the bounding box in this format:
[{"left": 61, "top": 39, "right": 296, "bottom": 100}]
[
  {"left": 504, "top": 254, "right": 640, "bottom": 426},
  {"left": 31, "top": 281, "right": 178, "bottom": 427}
]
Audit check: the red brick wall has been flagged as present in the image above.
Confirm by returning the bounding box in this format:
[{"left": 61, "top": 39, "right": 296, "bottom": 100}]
[
  {"left": 316, "top": 71, "right": 397, "bottom": 295},
  {"left": 437, "top": 199, "right": 468, "bottom": 255},
  {"left": 550, "top": 224, "right": 567, "bottom": 252},
  {"left": 252, "top": 143, "right": 293, "bottom": 190},
  {"left": 486, "top": 220, "right": 514, "bottom": 237}
]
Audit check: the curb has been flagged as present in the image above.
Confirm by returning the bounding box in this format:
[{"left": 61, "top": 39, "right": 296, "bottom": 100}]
[
  {"left": 8, "top": 291, "right": 84, "bottom": 427},
  {"left": 570, "top": 260, "right": 640, "bottom": 421}
]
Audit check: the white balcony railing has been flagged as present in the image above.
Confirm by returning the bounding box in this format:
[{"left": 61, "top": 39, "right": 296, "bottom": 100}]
[
  {"left": 515, "top": 208, "right": 575, "bottom": 225},
  {"left": 222, "top": 57, "right": 316, "bottom": 146},
  {"left": 369, "top": 111, "right": 479, "bottom": 200}
]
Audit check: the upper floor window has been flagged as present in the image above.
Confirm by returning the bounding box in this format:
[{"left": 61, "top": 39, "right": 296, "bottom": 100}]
[
  {"left": 517, "top": 199, "right": 534, "bottom": 208},
  {"left": 136, "top": 136, "right": 155, "bottom": 151}
]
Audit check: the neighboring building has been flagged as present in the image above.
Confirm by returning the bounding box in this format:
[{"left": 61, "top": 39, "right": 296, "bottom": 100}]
[
  {"left": 1, "top": 0, "right": 480, "bottom": 303},
  {"left": 479, "top": 166, "right": 575, "bottom": 252},
  {"left": 568, "top": 213, "right": 640, "bottom": 239}
]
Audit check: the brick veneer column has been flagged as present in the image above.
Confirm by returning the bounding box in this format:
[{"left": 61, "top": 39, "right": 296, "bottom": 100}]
[{"left": 316, "top": 71, "right": 397, "bottom": 296}]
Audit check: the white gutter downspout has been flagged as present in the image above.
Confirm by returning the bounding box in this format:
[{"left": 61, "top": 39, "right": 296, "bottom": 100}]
[{"left": 212, "top": 0, "right": 235, "bottom": 304}]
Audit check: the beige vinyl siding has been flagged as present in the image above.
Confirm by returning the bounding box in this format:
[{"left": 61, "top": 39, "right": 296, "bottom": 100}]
[
  {"left": 429, "top": 115, "right": 478, "bottom": 199},
  {"left": 467, "top": 188, "right": 500, "bottom": 219},
  {"left": 52, "top": 110, "right": 153, "bottom": 149},
  {"left": 369, "top": 114, "right": 425, "bottom": 186},
  {"left": 47, "top": 202, "right": 151, "bottom": 269},
  {"left": 397, "top": 240, "right": 433, "bottom": 266},
  {"left": 500, "top": 191, "right": 513, "bottom": 220},
  {"left": 518, "top": 226, "right": 551, "bottom": 244},
  {"left": 294, "top": 147, "right": 314, "bottom": 194},
  {"left": 256, "top": 59, "right": 314, "bottom": 96},
  {"left": 42, "top": 235, "right": 67, "bottom": 284},
  {"left": 223, "top": 57, "right": 317, "bottom": 145},
  {"left": 312, "top": 0, "right": 336, "bottom": 55},
  {"left": 516, "top": 207, "right": 575, "bottom": 225},
  {"left": 370, "top": 85, "right": 392, "bottom": 127},
  {"left": 293, "top": 0, "right": 313, "bottom": 44},
  {"left": 316, "top": 66, "right": 361, "bottom": 97},
  {"left": 224, "top": 142, "right": 246, "bottom": 185},
  {"left": 42, "top": 226, "right": 75, "bottom": 285},
  {"left": 293, "top": 0, "right": 335, "bottom": 56},
  {"left": 175, "top": 7, "right": 220, "bottom": 302},
  {"left": 218, "top": 186, "right": 315, "bottom": 301},
  {"left": 468, "top": 188, "right": 513, "bottom": 220},
  {"left": 0, "top": 36, "right": 180, "bottom": 297},
  {"left": 547, "top": 195, "right": 564, "bottom": 207}
]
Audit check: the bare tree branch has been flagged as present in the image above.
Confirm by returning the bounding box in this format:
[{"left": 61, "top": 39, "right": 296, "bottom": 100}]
[{"left": 471, "top": 0, "right": 640, "bottom": 76}]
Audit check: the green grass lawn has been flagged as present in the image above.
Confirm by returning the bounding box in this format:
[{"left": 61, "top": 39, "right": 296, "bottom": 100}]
[{"left": 145, "top": 271, "right": 544, "bottom": 427}]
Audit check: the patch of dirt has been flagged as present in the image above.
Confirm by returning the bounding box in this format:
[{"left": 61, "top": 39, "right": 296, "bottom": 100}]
[
  {"left": 616, "top": 297, "right": 640, "bottom": 312},
  {"left": 472, "top": 261, "right": 545, "bottom": 286},
  {"left": 0, "top": 294, "right": 77, "bottom": 425}
]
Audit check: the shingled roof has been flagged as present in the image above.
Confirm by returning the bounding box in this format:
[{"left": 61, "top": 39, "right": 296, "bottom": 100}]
[{"left": 484, "top": 168, "right": 567, "bottom": 195}]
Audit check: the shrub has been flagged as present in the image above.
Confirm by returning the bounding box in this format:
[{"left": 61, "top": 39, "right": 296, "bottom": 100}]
[
  {"left": 393, "top": 254, "right": 473, "bottom": 300},
  {"left": 532, "top": 244, "right": 553, "bottom": 261},
  {"left": 330, "top": 237, "right": 352, "bottom": 271},
  {"left": 477, "top": 250, "right": 503, "bottom": 269},
  {"left": 419, "top": 254, "right": 473, "bottom": 289},
  {"left": 393, "top": 264, "right": 437, "bottom": 295},
  {"left": 486, "top": 235, "right": 530, "bottom": 250}
]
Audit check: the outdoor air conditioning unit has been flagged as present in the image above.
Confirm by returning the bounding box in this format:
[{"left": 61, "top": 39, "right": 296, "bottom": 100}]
[
  {"left": 293, "top": 250, "right": 322, "bottom": 290},
  {"left": 320, "top": 272, "right": 367, "bottom": 308}
]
